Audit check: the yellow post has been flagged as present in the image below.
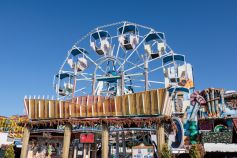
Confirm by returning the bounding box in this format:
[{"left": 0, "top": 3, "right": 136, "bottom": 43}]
[
  {"left": 20, "top": 126, "right": 30, "bottom": 158},
  {"left": 102, "top": 122, "right": 109, "bottom": 158},
  {"left": 62, "top": 123, "right": 72, "bottom": 158},
  {"left": 156, "top": 123, "right": 165, "bottom": 158}
]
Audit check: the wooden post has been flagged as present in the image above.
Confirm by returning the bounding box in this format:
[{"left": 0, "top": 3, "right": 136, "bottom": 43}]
[
  {"left": 156, "top": 123, "right": 165, "bottom": 158},
  {"left": 102, "top": 122, "right": 109, "bottom": 158},
  {"left": 20, "top": 126, "right": 30, "bottom": 158},
  {"left": 62, "top": 123, "right": 72, "bottom": 158}
]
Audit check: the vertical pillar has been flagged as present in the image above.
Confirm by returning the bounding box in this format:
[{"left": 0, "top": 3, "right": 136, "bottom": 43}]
[
  {"left": 121, "top": 65, "right": 124, "bottom": 96},
  {"left": 62, "top": 123, "right": 72, "bottom": 158},
  {"left": 144, "top": 54, "right": 149, "bottom": 91},
  {"left": 73, "top": 146, "right": 78, "bottom": 158},
  {"left": 88, "top": 144, "right": 91, "bottom": 158},
  {"left": 156, "top": 123, "right": 165, "bottom": 158},
  {"left": 122, "top": 131, "right": 126, "bottom": 157},
  {"left": 102, "top": 122, "right": 109, "bottom": 158},
  {"left": 116, "top": 132, "right": 119, "bottom": 158},
  {"left": 92, "top": 72, "right": 96, "bottom": 95},
  {"left": 83, "top": 144, "right": 87, "bottom": 158},
  {"left": 20, "top": 126, "right": 30, "bottom": 158},
  {"left": 109, "top": 144, "right": 112, "bottom": 158},
  {"left": 91, "top": 143, "right": 97, "bottom": 158}
]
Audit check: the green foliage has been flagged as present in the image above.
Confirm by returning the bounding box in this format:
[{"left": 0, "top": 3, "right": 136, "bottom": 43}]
[
  {"left": 161, "top": 143, "right": 171, "bottom": 158},
  {"left": 189, "top": 144, "right": 204, "bottom": 158},
  {"left": 4, "top": 144, "right": 15, "bottom": 158}
]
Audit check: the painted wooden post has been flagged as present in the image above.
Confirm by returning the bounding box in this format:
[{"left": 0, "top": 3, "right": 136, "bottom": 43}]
[
  {"left": 156, "top": 123, "right": 165, "bottom": 158},
  {"left": 102, "top": 122, "right": 109, "bottom": 158},
  {"left": 62, "top": 123, "right": 72, "bottom": 158},
  {"left": 20, "top": 126, "right": 30, "bottom": 158}
]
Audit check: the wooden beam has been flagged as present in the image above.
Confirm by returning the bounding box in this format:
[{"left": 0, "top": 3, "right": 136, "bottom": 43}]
[
  {"left": 102, "top": 122, "right": 109, "bottom": 158},
  {"left": 20, "top": 126, "right": 30, "bottom": 158},
  {"left": 62, "top": 123, "right": 72, "bottom": 158},
  {"left": 156, "top": 123, "right": 165, "bottom": 158}
]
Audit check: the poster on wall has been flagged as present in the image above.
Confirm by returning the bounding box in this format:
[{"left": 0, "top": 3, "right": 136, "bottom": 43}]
[{"left": 0, "top": 115, "right": 27, "bottom": 139}]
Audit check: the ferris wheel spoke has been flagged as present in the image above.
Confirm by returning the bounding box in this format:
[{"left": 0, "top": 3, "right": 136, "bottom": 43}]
[
  {"left": 117, "top": 31, "right": 152, "bottom": 71},
  {"left": 117, "top": 57, "right": 144, "bottom": 71},
  {"left": 76, "top": 47, "right": 107, "bottom": 74},
  {"left": 132, "top": 79, "right": 164, "bottom": 84},
  {"left": 149, "top": 61, "right": 174, "bottom": 73}
]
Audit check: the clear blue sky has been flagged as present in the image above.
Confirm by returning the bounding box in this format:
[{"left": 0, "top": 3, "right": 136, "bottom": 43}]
[{"left": 0, "top": 0, "right": 237, "bottom": 116}]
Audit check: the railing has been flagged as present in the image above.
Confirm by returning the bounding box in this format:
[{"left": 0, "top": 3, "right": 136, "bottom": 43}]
[{"left": 24, "top": 89, "right": 171, "bottom": 119}]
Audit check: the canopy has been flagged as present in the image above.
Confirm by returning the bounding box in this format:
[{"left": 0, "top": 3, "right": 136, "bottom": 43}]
[
  {"left": 163, "top": 54, "right": 185, "bottom": 64},
  {"left": 118, "top": 24, "right": 138, "bottom": 34},
  {"left": 204, "top": 143, "right": 237, "bottom": 152},
  {"left": 168, "top": 87, "right": 189, "bottom": 94},
  {"left": 70, "top": 47, "right": 88, "bottom": 56},
  {"left": 145, "top": 32, "right": 164, "bottom": 42},
  {"left": 56, "top": 73, "right": 72, "bottom": 79},
  {"left": 91, "top": 30, "right": 110, "bottom": 40}
]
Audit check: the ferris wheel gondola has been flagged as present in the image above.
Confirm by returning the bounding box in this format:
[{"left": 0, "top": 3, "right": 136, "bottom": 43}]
[
  {"left": 118, "top": 24, "right": 139, "bottom": 50},
  {"left": 90, "top": 30, "right": 112, "bottom": 55},
  {"left": 67, "top": 47, "right": 88, "bottom": 72},
  {"left": 54, "top": 72, "right": 74, "bottom": 96},
  {"left": 144, "top": 32, "right": 166, "bottom": 59},
  {"left": 163, "top": 54, "right": 188, "bottom": 87}
]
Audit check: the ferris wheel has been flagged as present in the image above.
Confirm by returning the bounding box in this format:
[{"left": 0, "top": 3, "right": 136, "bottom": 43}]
[{"left": 53, "top": 21, "right": 193, "bottom": 100}]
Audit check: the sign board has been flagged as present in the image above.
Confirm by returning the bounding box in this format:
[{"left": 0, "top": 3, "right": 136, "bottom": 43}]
[
  {"left": 80, "top": 133, "right": 95, "bottom": 143},
  {"left": 132, "top": 144, "right": 154, "bottom": 158}
]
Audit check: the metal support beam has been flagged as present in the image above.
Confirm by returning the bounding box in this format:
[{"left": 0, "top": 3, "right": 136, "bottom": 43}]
[
  {"left": 121, "top": 66, "right": 125, "bottom": 95},
  {"left": 92, "top": 72, "right": 96, "bottom": 95},
  {"left": 102, "top": 122, "right": 109, "bottom": 158},
  {"left": 62, "top": 123, "right": 72, "bottom": 158},
  {"left": 144, "top": 55, "right": 149, "bottom": 91},
  {"left": 20, "top": 126, "right": 30, "bottom": 158}
]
